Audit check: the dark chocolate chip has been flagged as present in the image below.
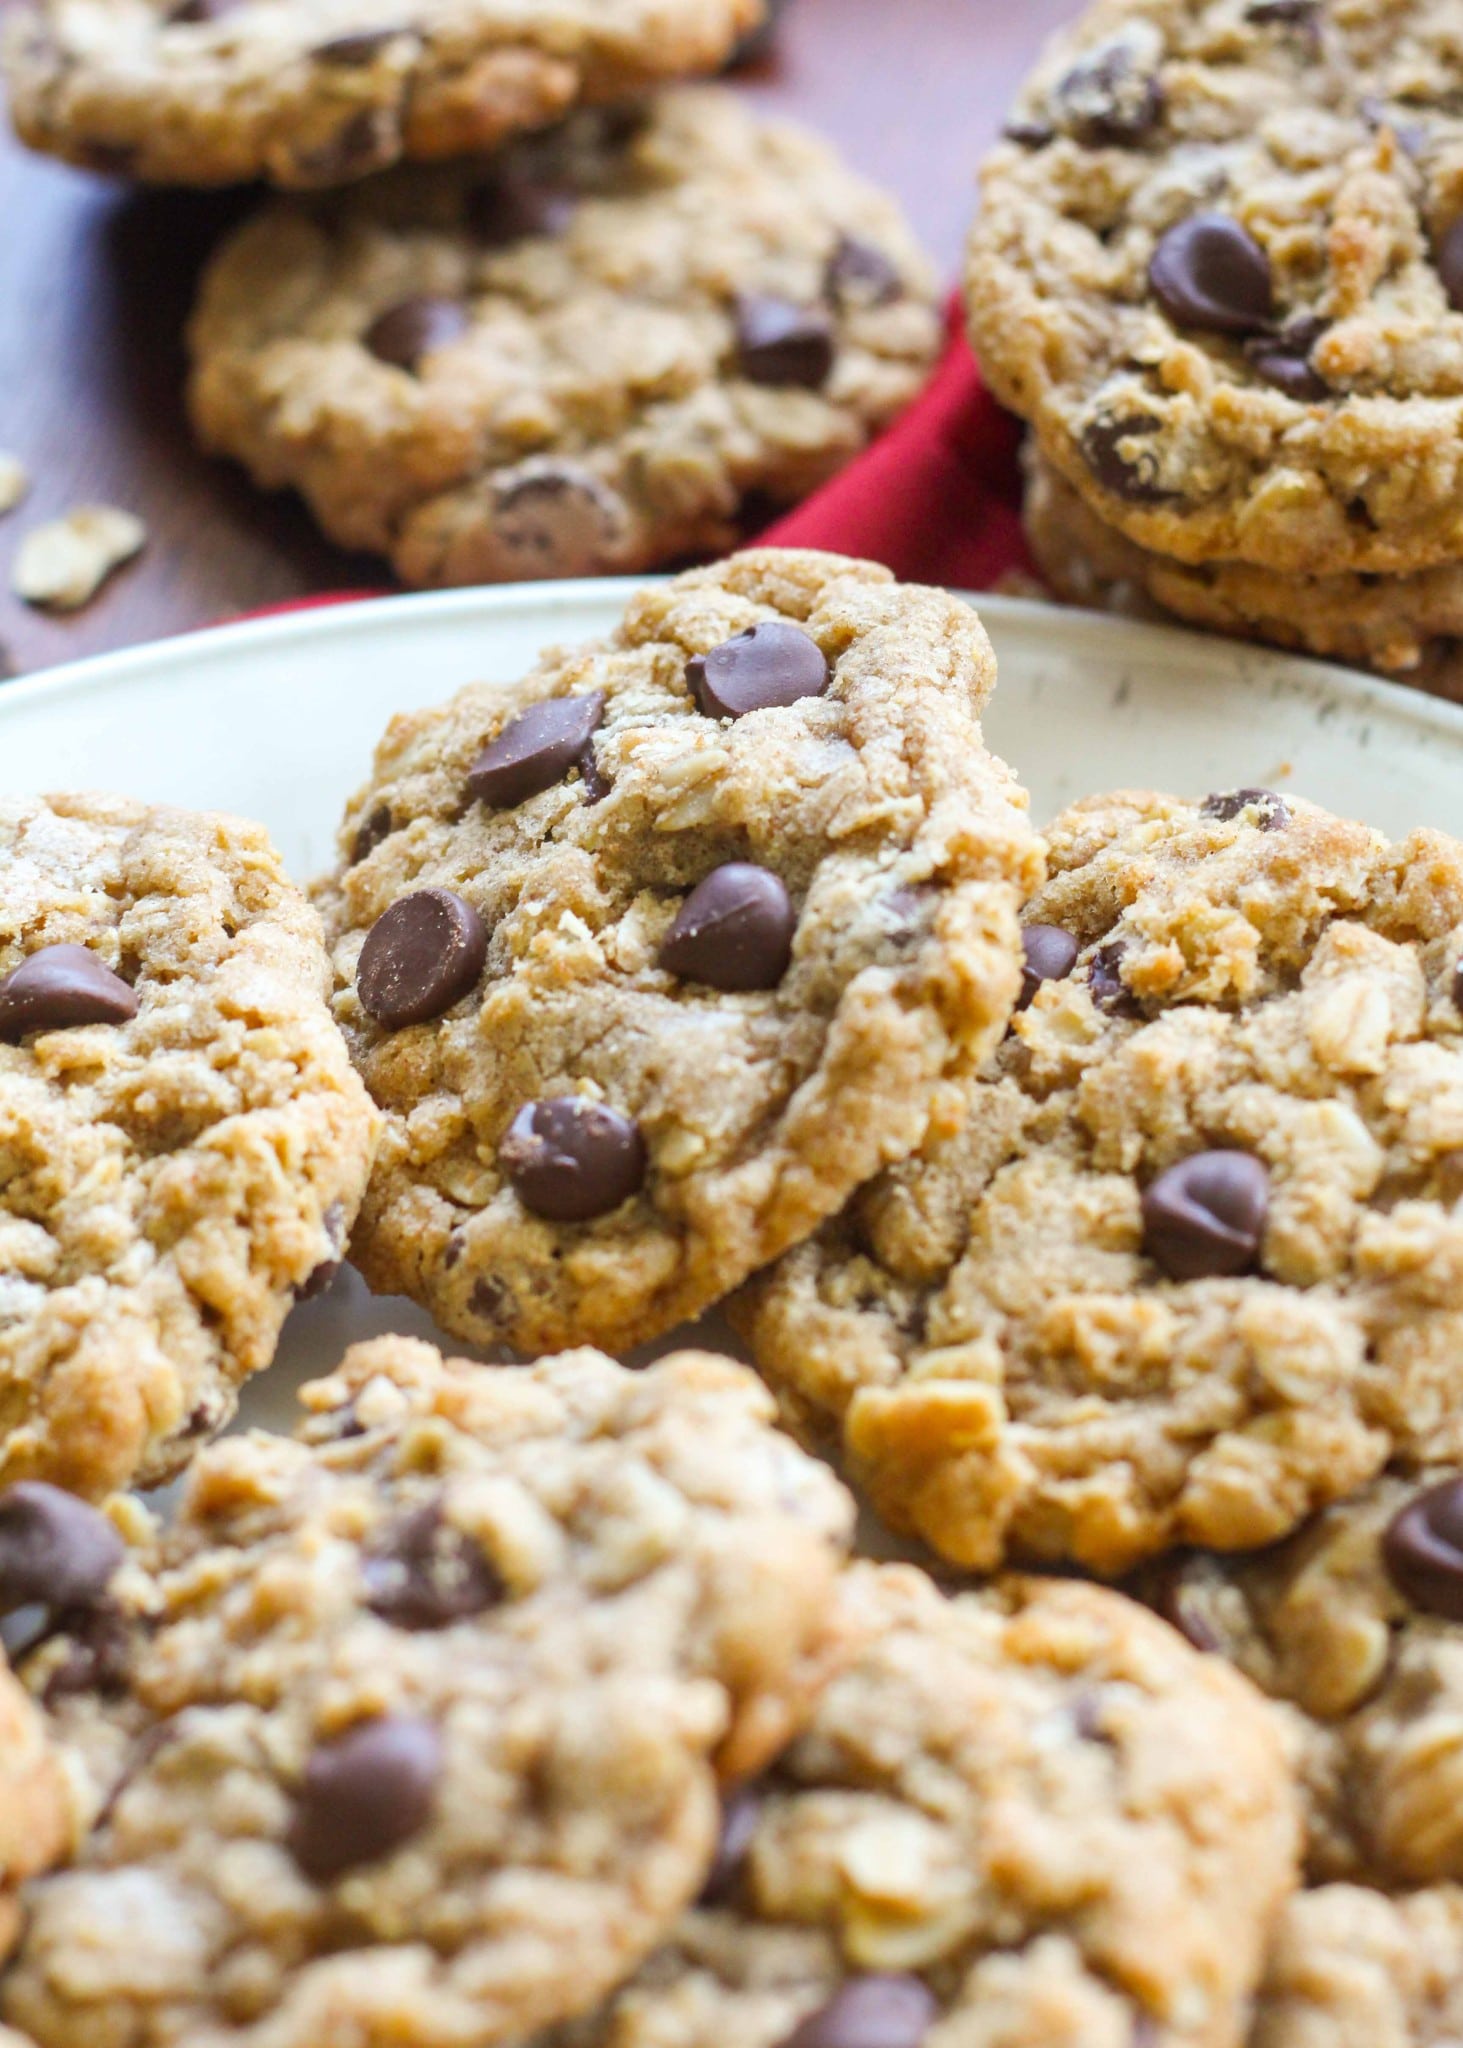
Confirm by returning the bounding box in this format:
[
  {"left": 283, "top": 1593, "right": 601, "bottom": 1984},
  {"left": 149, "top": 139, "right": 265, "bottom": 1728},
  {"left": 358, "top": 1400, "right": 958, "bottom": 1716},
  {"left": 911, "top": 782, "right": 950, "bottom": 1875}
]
[
  {"left": 578, "top": 743, "right": 612, "bottom": 805},
  {"left": 364, "top": 1499, "right": 503, "bottom": 1631},
  {"left": 1244, "top": 0, "right": 1319, "bottom": 27},
  {"left": 356, "top": 888, "right": 487, "bottom": 1029},
  {"left": 735, "top": 294, "right": 835, "bottom": 388},
  {"left": 468, "top": 1274, "right": 509, "bottom": 1324},
  {"left": 699, "top": 1786, "right": 763, "bottom": 1905},
  {"left": 1052, "top": 37, "right": 1164, "bottom": 146},
  {"left": 165, "top": 0, "right": 244, "bottom": 21},
  {"left": 824, "top": 234, "right": 902, "bottom": 308},
  {"left": 500, "top": 1097, "right": 646, "bottom": 1223},
  {"left": 1003, "top": 114, "right": 1056, "bottom": 149},
  {"left": 289, "top": 1715, "right": 443, "bottom": 1883},
  {"left": 1080, "top": 411, "right": 1174, "bottom": 504},
  {"left": 1141, "top": 1150, "right": 1270, "bottom": 1281},
  {"left": 298, "top": 105, "right": 395, "bottom": 180},
  {"left": 1244, "top": 317, "right": 1329, "bottom": 401},
  {"left": 364, "top": 296, "right": 470, "bottom": 373},
  {"left": 1017, "top": 924, "right": 1080, "bottom": 1010},
  {"left": 1088, "top": 941, "right": 1141, "bottom": 1016},
  {"left": 41, "top": 1600, "right": 132, "bottom": 1705},
  {"left": 1452, "top": 960, "right": 1463, "bottom": 1017},
  {"left": 1200, "top": 787, "right": 1290, "bottom": 830},
  {"left": 0, "top": 1484, "right": 125, "bottom": 1615},
  {"left": 470, "top": 174, "right": 579, "bottom": 245},
  {"left": 778, "top": 1976, "right": 940, "bottom": 2048},
  {"left": 1149, "top": 213, "right": 1274, "bottom": 336},
  {"left": 311, "top": 27, "right": 407, "bottom": 62},
  {"left": 351, "top": 805, "right": 395, "bottom": 865},
  {"left": 686, "top": 622, "right": 830, "bottom": 719},
  {"left": 0, "top": 945, "right": 137, "bottom": 1042},
  {"left": 1383, "top": 1478, "right": 1463, "bottom": 1621},
  {"left": 1438, "top": 218, "right": 1463, "bottom": 315},
  {"left": 294, "top": 1201, "right": 347, "bottom": 1301},
  {"left": 492, "top": 466, "right": 626, "bottom": 569},
  {"left": 467, "top": 692, "right": 606, "bottom": 808},
  {"left": 660, "top": 864, "right": 796, "bottom": 992}
]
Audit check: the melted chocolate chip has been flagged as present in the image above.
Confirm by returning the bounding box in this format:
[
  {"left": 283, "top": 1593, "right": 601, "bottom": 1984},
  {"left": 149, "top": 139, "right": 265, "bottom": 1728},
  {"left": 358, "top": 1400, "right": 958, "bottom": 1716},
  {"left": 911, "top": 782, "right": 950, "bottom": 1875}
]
[
  {"left": 364, "top": 1499, "right": 503, "bottom": 1630},
  {"left": 492, "top": 466, "right": 626, "bottom": 569},
  {"left": 1141, "top": 1151, "right": 1270, "bottom": 1281},
  {"left": 1384, "top": 1479, "right": 1463, "bottom": 1620},
  {"left": 1245, "top": 317, "right": 1329, "bottom": 400},
  {"left": 1149, "top": 213, "right": 1274, "bottom": 336},
  {"left": 289, "top": 1716, "right": 443, "bottom": 1883},
  {"left": 468, "top": 1274, "right": 508, "bottom": 1324},
  {"left": 467, "top": 692, "right": 605, "bottom": 808},
  {"left": 0, "top": 945, "right": 137, "bottom": 1041},
  {"left": 41, "top": 1600, "right": 133, "bottom": 1705},
  {"left": 470, "top": 173, "right": 579, "bottom": 245},
  {"left": 699, "top": 1786, "right": 763, "bottom": 1905},
  {"left": 824, "top": 235, "right": 902, "bottom": 308},
  {"left": 165, "top": 0, "right": 243, "bottom": 21},
  {"left": 1088, "top": 941, "right": 1141, "bottom": 1016},
  {"left": 1017, "top": 924, "right": 1080, "bottom": 1010},
  {"left": 351, "top": 805, "right": 394, "bottom": 865},
  {"left": 500, "top": 1097, "right": 646, "bottom": 1223},
  {"left": 356, "top": 888, "right": 487, "bottom": 1029},
  {"left": 1052, "top": 37, "right": 1164, "bottom": 146},
  {"left": 1437, "top": 218, "right": 1463, "bottom": 315},
  {"left": 735, "top": 294, "right": 835, "bottom": 388},
  {"left": 778, "top": 1976, "right": 940, "bottom": 2048},
  {"left": 686, "top": 622, "right": 830, "bottom": 719},
  {"left": 1080, "top": 411, "right": 1174, "bottom": 504},
  {"left": 1201, "top": 787, "right": 1290, "bottom": 830},
  {"left": 364, "top": 296, "right": 470, "bottom": 373},
  {"left": 0, "top": 1484, "right": 125, "bottom": 1615},
  {"left": 660, "top": 864, "right": 796, "bottom": 991}
]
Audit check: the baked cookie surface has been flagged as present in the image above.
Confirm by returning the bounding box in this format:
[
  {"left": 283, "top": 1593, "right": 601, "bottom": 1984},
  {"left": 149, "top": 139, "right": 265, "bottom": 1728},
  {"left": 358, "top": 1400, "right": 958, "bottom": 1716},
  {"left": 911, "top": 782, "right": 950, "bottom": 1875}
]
[
  {"left": 554, "top": 1563, "right": 1298, "bottom": 2048},
  {"left": 736, "top": 787, "right": 1463, "bottom": 1577},
  {"left": 1253, "top": 1884, "right": 1463, "bottom": 2048},
  {"left": 0, "top": 794, "right": 378, "bottom": 1499},
  {"left": 2, "top": 1338, "right": 855, "bottom": 2048},
  {"left": 187, "top": 92, "right": 940, "bottom": 586},
  {"left": 316, "top": 551, "right": 1039, "bottom": 1357},
  {"left": 2, "top": 0, "right": 762, "bottom": 187},
  {"left": 968, "top": 0, "right": 1463, "bottom": 577},
  {"left": 0, "top": 1649, "right": 71, "bottom": 1967}
]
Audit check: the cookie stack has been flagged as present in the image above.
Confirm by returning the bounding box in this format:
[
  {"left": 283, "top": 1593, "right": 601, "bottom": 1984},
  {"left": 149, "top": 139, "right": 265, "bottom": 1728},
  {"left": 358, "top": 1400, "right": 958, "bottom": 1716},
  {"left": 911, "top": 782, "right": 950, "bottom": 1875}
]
[
  {"left": 965, "top": 0, "right": 1463, "bottom": 695},
  {"left": 0, "top": 1, "right": 942, "bottom": 587}
]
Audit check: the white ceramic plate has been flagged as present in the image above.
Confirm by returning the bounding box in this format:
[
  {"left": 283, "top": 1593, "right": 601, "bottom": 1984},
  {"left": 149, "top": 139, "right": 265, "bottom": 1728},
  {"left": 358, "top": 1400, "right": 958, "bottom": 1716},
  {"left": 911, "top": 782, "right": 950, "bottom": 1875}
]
[{"left": 5, "top": 582, "right": 1462, "bottom": 1454}]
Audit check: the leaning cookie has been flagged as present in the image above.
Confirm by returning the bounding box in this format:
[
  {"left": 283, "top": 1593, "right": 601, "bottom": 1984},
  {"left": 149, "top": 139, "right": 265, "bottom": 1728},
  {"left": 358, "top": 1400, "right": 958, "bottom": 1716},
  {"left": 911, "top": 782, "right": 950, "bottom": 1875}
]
[
  {"left": 1, "top": 1338, "right": 855, "bottom": 2048},
  {"left": 187, "top": 91, "right": 939, "bottom": 586},
  {"left": 552, "top": 1563, "right": 1299, "bottom": 2048},
  {"left": 316, "top": 551, "right": 1039, "bottom": 1356},
  {"left": 1, "top": 0, "right": 763, "bottom": 188},
  {"left": 0, "top": 794, "right": 379, "bottom": 1499},
  {"left": 735, "top": 786, "right": 1463, "bottom": 1577},
  {"left": 1253, "top": 1884, "right": 1463, "bottom": 2048},
  {"left": 968, "top": 0, "right": 1463, "bottom": 579}
]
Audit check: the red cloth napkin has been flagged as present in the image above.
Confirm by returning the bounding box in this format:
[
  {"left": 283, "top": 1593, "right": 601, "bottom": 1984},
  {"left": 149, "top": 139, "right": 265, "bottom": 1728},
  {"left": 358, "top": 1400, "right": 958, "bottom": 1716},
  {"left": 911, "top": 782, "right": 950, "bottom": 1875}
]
[{"left": 231, "top": 301, "right": 1031, "bottom": 622}]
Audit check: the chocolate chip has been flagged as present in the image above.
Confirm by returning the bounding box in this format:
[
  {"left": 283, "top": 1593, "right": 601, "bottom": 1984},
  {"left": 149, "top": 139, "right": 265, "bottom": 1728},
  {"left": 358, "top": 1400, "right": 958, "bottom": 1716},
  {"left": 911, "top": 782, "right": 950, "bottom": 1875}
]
[
  {"left": 467, "top": 692, "right": 606, "bottom": 808},
  {"left": 1017, "top": 924, "right": 1080, "bottom": 1010},
  {"left": 0, "top": 944, "right": 137, "bottom": 1042},
  {"left": 1244, "top": 0, "right": 1317, "bottom": 22},
  {"left": 294, "top": 1201, "right": 347, "bottom": 1301},
  {"left": 364, "top": 1500, "right": 503, "bottom": 1631},
  {"left": 165, "top": 0, "right": 243, "bottom": 21},
  {"left": 1437, "top": 219, "right": 1463, "bottom": 315},
  {"left": 468, "top": 1274, "right": 508, "bottom": 1324},
  {"left": 1141, "top": 1150, "right": 1270, "bottom": 1281},
  {"left": 724, "top": 0, "right": 789, "bottom": 68},
  {"left": 311, "top": 27, "right": 407, "bottom": 62},
  {"left": 1245, "top": 317, "right": 1329, "bottom": 400},
  {"left": 1088, "top": 941, "right": 1141, "bottom": 1016},
  {"left": 500, "top": 1097, "right": 646, "bottom": 1223},
  {"left": 351, "top": 804, "right": 394, "bottom": 865},
  {"left": 1149, "top": 213, "right": 1274, "bottom": 336},
  {"left": 778, "top": 1977, "right": 940, "bottom": 2048},
  {"left": 289, "top": 1716, "right": 443, "bottom": 1883},
  {"left": 687, "top": 622, "right": 830, "bottom": 719},
  {"left": 1200, "top": 787, "right": 1290, "bottom": 830},
  {"left": 1003, "top": 114, "right": 1056, "bottom": 149},
  {"left": 41, "top": 1601, "right": 132, "bottom": 1705},
  {"left": 1452, "top": 961, "right": 1463, "bottom": 1017},
  {"left": 735, "top": 295, "right": 835, "bottom": 388},
  {"left": 0, "top": 1484, "right": 124, "bottom": 1615},
  {"left": 660, "top": 864, "right": 796, "bottom": 992},
  {"left": 298, "top": 105, "right": 395, "bottom": 181},
  {"left": 1383, "top": 1479, "right": 1463, "bottom": 1620},
  {"left": 364, "top": 296, "right": 470, "bottom": 373},
  {"left": 1080, "top": 411, "right": 1174, "bottom": 504},
  {"left": 356, "top": 889, "right": 487, "bottom": 1029},
  {"left": 1147, "top": 1554, "right": 1223, "bottom": 1654},
  {"left": 578, "top": 743, "right": 612, "bottom": 805},
  {"left": 470, "top": 174, "right": 579, "bottom": 245},
  {"left": 492, "top": 466, "right": 626, "bottom": 570},
  {"left": 699, "top": 1787, "right": 763, "bottom": 1905},
  {"left": 824, "top": 235, "right": 902, "bottom": 308},
  {"left": 1052, "top": 37, "right": 1164, "bottom": 146}
]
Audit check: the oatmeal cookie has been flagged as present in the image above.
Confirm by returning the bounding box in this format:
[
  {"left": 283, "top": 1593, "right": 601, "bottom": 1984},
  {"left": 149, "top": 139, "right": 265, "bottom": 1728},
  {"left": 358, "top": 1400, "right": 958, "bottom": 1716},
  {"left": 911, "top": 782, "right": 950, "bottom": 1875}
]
[
  {"left": 316, "top": 551, "right": 1039, "bottom": 1356},
  {"left": 0, "top": 1651, "right": 71, "bottom": 1966},
  {"left": 1253, "top": 1884, "right": 1463, "bottom": 2048},
  {"left": 0, "top": 794, "right": 378, "bottom": 1499},
  {"left": 187, "top": 91, "right": 941, "bottom": 585},
  {"left": 736, "top": 786, "right": 1463, "bottom": 1577}
]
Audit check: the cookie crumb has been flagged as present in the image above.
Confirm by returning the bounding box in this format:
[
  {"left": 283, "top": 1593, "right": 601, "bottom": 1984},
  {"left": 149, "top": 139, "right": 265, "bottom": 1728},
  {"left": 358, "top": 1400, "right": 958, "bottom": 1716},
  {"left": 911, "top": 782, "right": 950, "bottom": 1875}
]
[
  {"left": 12, "top": 506, "right": 145, "bottom": 610},
  {"left": 0, "top": 456, "right": 29, "bottom": 517}
]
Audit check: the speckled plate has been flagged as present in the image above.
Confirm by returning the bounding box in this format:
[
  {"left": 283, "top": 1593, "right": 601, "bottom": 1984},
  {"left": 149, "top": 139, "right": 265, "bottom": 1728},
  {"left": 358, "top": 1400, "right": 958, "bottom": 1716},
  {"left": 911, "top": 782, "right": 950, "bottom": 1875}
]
[{"left": 2, "top": 583, "right": 1460, "bottom": 1444}]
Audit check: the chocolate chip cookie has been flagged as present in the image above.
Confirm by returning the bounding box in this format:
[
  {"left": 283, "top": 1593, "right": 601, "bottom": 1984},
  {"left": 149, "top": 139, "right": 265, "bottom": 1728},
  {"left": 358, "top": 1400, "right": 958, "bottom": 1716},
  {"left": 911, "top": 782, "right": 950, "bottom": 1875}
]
[
  {"left": 736, "top": 786, "right": 1463, "bottom": 1578},
  {"left": 1, "top": 0, "right": 763, "bottom": 187},
  {"left": 316, "top": 551, "right": 1039, "bottom": 1356},
  {"left": 0, "top": 1648, "right": 71, "bottom": 1965},
  {"left": 187, "top": 91, "right": 940, "bottom": 586},
  {"left": 968, "top": 0, "right": 1463, "bottom": 578},
  {"left": 1254, "top": 1884, "right": 1463, "bottom": 2048},
  {"left": 0, "top": 794, "right": 379, "bottom": 1500},
  {"left": 555, "top": 1562, "right": 1298, "bottom": 2048},
  {"left": 2, "top": 1337, "right": 855, "bottom": 2048}
]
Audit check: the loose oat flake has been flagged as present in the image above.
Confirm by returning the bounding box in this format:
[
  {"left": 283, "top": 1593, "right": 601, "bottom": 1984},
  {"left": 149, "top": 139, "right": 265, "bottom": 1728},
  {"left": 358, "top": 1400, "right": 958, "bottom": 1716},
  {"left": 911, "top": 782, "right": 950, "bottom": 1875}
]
[
  {"left": 0, "top": 455, "right": 29, "bottom": 517},
  {"left": 12, "top": 505, "right": 145, "bottom": 611}
]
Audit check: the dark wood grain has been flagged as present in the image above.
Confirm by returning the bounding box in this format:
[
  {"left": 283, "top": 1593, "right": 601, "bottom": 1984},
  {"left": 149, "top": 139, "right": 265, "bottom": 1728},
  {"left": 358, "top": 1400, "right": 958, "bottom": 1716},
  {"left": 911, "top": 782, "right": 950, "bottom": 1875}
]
[{"left": 0, "top": 0, "right": 1076, "bottom": 674}]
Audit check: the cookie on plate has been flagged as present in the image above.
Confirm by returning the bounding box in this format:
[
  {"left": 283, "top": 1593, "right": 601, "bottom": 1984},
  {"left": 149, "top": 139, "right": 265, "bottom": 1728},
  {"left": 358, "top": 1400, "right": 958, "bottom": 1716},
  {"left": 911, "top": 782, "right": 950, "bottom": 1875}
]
[
  {"left": 0, "top": 795, "right": 379, "bottom": 1499},
  {"left": 187, "top": 91, "right": 940, "bottom": 586},
  {"left": 0, "top": 1649, "right": 71, "bottom": 1965},
  {"left": 736, "top": 786, "right": 1463, "bottom": 1578},
  {"left": 2, "top": 1337, "right": 855, "bottom": 2048},
  {"left": 1, "top": 0, "right": 763, "bottom": 187},
  {"left": 553, "top": 1562, "right": 1299, "bottom": 2048},
  {"left": 1253, "top": 1884, "right": 1463, "bottom": 2048},
  {"left": 968, "top": 0, "right": 1463, "bottom": 579},
  {"left": 316, "top": 551, "right": 1039, "bottom": 1356}
]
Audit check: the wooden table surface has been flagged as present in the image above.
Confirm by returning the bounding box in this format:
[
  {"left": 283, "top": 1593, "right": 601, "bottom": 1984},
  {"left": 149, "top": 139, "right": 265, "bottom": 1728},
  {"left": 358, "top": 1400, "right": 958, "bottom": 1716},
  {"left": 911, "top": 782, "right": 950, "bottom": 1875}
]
[{"left": 0, "top": 0, "right": 1076, "bottom": 674}]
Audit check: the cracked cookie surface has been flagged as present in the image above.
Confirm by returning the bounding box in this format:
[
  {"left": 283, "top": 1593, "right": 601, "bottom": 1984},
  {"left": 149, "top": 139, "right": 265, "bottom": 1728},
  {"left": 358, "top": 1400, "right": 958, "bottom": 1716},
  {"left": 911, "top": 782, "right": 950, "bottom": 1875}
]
[
  {"left": 315, "top": 551, "right": 1039, "bottom": 1356},
  {"left": 187, "top": 92, "right": 941, "bottom": 586},
  {"left": 736, "top": 787, "right": 1463, "bottom": 1577},
  {"left": 968, "top": 0, "right": 1463, "bottom": 577},
  {"left": 2, "top": 1337, "right": 855, "bottom": 2048},
  {"left": 0, "top": 794, "right": 378, "bottom": 1499}
]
